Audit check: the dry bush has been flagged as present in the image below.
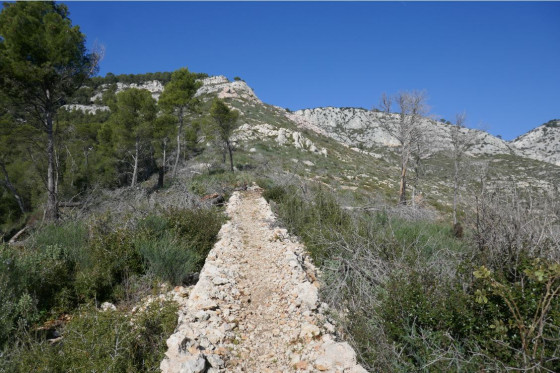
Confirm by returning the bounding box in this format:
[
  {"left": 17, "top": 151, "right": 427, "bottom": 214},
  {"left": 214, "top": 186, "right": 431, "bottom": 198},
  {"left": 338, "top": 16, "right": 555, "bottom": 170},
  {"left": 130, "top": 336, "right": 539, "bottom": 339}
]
[{"left": 472, "top": 186, "right": 560, "bottom": 269}]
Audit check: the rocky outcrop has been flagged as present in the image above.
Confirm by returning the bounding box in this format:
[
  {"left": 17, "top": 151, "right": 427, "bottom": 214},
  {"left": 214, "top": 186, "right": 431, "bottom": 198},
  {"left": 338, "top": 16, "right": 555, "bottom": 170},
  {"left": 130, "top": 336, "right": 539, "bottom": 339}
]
[
  {"left": 91, "top": 80, "right": 165, "bottom": 102},
  {"left": 160, "top": 188, "right": 366, "bottom": 373},
  {"left": 511, "top": 120, "right": 560, "bottom": 166},
  {"left": 234, "top": 123, "right": 328, "bottom": 157},
  {"left": 289, "top": 107, "right": 516, "bottom": 157},
  {"left": 64, "top": 75, "right": 260, "bottom": 114},
  {"left": 195, "top": 76, "right": 261, "bottom": 104},
  {"left": 63, "top": 104, "right": 110, "bottom": 114}
]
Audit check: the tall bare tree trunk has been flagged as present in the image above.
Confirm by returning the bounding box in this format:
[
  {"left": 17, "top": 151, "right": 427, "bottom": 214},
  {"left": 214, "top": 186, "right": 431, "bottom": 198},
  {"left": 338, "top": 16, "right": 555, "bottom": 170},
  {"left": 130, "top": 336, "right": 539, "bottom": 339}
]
[
  {"left": 0, "top": 162, "right": 26, "bottom": 214},
  {"left": 131, "top": 137, "right": 139, "bottom": 187},
  {"left": 158, "top": 139, "right": 167, "bottom": 189},
  {"left": 453, "top": 158, "right": 459, "bottom": 225},
  {"left": 399, "top": 163, "right": 407, "bottom": 205},
  {"left": 163, "top": 139, "right": 167, "bottom": 175},
  {"left": 172, "top": 108, "right": 184, "bottom": 178},
  {"left": 227, "top": 141, "right": 234, "bottom": 172},
  {"left": 45, "top": 110, "right": 58, "bottom": 220}
]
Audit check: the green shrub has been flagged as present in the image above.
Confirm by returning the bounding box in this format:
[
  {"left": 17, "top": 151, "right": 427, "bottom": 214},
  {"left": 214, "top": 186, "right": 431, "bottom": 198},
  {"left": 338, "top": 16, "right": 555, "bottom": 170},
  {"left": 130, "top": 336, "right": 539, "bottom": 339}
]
[
  {"left": 135, "top": 232, "right": 199, "bottom": 285},
  {"left": 262, "top": 185, "right": 287, "bottom": 203},
  {"left": 472, "top": 260, "right": 560, "bottom": 371},
  {"left": 1, "top": 300, "right": 178, "bottom": 373},
  {"left": 73, "top": 228, "right": 143, "bottom": 302},
  {"left": 31, "top": 221, "right": 88, "bottom": 253},
  {"left": 0, "top": 204, "right": 223, "bottom": 362},
  {"left": 166, "top": 208, "right": 223, "bottom": 266}
]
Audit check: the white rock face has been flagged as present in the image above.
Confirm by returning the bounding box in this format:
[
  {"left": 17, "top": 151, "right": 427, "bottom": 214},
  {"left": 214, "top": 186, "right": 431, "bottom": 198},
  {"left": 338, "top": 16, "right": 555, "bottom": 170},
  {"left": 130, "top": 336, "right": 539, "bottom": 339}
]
[
  {"left": 290, "top": 107, "right": 516, "bottom": 157},
  {"left": 511, "top": 121, "right": 560, "bottom": 166},
  {"left": 234, "top": 123, "right": 328, "bottom": 157},
  {"left": 90, "top": 80, "right": 165, "bottom": 102},
  {"left": 62, "top": 104, "right": 110, "bottom": 114},
  {"left": 70, "top": 75, "right": 261, "bottom": 114},
  {"left": 195, "top": 76, "right": 261, "bottom": 103}
]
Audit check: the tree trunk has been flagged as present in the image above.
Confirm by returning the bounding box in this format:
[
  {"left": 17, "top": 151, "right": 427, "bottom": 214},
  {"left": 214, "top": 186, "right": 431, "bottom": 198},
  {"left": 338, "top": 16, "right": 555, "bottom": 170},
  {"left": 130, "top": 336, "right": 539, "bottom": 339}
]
[
  {"left": 398, "top": 164, "right": 407, "bottom": 205},
  {"left": 158, "top": 139, "right": 166, "bottom": 188},
  {"left": 398, "top": 148, "right": 409, "bottom": 205},
  {"left": 158, "top": 139, "right": 167, "bottom": 189},
  {"left": 0, "top": 161, "right": 26, "bottom": 214},
  {"left": 131, "top": 137, "right": 139, "bottom": 187},
  {"left": 45, "top": 110, "right": 58, "bottom": 221},
  {"left": 172, "top": 108, "right": 184, "bottom": 178},
  {"left": 158, "top": 166, "right": 164, "bottom": 189},
  {"left": 163, "top": 139, "right": 167, "bottom": 175},
  {"left": 453, "top": 158, "right": 459, "bottom": 225},
  {"left": 227, "top": 141, "right": 234, "bottom": 172}
]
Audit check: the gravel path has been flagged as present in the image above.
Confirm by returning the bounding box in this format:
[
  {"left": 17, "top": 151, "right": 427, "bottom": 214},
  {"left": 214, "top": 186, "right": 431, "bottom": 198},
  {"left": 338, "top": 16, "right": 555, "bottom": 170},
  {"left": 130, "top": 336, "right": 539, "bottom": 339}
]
[{"left": 161, "top": 187, "right": 367, "bottom": 373}]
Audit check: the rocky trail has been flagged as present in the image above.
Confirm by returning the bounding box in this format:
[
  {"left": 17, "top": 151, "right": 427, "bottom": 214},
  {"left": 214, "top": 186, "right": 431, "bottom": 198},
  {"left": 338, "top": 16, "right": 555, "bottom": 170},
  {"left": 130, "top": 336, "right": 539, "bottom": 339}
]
[{"left": 160, "top": 187, "right": 366, "bottom": 373}]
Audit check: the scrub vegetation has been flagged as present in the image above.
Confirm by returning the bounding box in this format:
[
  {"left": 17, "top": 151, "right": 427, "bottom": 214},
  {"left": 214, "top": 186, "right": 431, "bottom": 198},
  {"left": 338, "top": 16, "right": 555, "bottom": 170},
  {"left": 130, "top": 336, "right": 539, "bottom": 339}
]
[{"left": 1, "top": 2, "right": 559, "bottom": 372}]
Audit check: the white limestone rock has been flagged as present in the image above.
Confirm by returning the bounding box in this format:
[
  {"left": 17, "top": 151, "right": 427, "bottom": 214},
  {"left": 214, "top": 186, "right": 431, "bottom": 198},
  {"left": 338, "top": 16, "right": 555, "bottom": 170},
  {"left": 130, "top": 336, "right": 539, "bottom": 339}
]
[
  {"left": 511, "top": 120, "right": 560, "bottom": 166},
  {"left": 289, "top": 107, "right": 520, "bottom": 158}
]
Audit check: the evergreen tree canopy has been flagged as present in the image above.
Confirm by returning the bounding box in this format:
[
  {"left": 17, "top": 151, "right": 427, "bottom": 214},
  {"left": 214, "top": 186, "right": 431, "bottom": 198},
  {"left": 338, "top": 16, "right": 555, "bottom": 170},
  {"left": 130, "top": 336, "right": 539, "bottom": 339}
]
[
  {"left": 159, "top": 67, "right": 203, "bottom": 177},
  {"left": 209, "top": 98, "right": 240, "bottom": 143},
  {"left": 0, "top": 1, "right": 99, "bottom": 220},
  {"left": 158, "top": 67, "right": 202, "bottom": 113},
  {"left": 111, "top": 88, "right": 157, "bottom": 186},
  {"left": 0, "top": 1, "right": 98, "bottom": 115},
  {"left": 209, "top": 98, "right": 239, "bottom": 171}
]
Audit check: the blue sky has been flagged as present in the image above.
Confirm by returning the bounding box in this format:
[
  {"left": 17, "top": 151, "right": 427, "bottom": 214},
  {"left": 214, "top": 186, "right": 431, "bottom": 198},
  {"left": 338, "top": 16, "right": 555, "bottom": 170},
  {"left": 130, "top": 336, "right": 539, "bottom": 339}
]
[{"left": 65, "top": 1, "right": 559, "bottom": 140}]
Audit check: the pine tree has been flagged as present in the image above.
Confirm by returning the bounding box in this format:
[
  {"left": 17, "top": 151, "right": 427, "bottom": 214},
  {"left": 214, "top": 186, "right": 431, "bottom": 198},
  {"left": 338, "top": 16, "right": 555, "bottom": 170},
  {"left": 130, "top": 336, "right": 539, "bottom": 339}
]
[
  {"left": 0, "top": 1, "right": 99, "bottom": 220},
  {"left": 159, "top": 68, "right": 202, "bottom": 178},
  {"left": 209, "top": 99, "right": 240, "bottom": 172},
  {"left": 111, "top": 89, "right": 157, "bottom": 187}
]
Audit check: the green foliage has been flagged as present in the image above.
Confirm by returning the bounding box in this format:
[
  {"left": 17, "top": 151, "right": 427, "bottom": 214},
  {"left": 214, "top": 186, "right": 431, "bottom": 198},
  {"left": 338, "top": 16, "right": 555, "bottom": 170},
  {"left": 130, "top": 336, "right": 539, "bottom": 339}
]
[
  {"left": 135, "top": 232, "right": 199, "bottom": 285},
  {"left": 262, "top": 185, "right": 288, "bottom": 202},
  {"left": 0, "top": 1, "right": 99, "bottom": 221},
  {"left": 135, "top": 208, "right": 222, "bottom": 284},
  {"left": 0, "top": 206, "right": 222, "bottom": 352},
  {"left": 1, "top": 300, "right": 178, "bottom": 373},
  {"left": 0, "top": 2, "right": 97, "bottom": 106},
  {"left": 471, "top": 260, "right": 560, "bottom": 370},
  {"left": 264, "top": 185, "right": 352, "bottom": 265},
  {"left": 209, "top": 98, "right": 240, "bottom": 171},
  {"left": 543, "top": 119, "right": 559, "bottom": 128},
  {"left": 90, "top": 71, "right": 208, "bottom": 88},
  {"left": 209, "top": 98, "right": 240, "bottom": 142},
  {"left": 110, "top": 88, "right": 158, "bottom": 186},
  {"left": 159, "top": 67, "right": 202, "bottom": 114},
  {"left": 166, "top": 208, "right": 224, "bottom": 266},
  {"left": 265, "top": 182, "right": 560, "bottom": 371}
]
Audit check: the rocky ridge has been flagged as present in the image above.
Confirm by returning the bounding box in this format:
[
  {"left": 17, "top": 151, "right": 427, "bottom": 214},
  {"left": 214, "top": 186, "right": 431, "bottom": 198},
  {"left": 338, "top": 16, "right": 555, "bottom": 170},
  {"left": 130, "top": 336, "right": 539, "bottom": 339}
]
[
  {"left": 234, "top": 123, "right": 328, "bottom": 157},
  {"left": 63, "top": 75, "right": 257, "bottom": 112},
  {"left": 289, "top": 107, "right": 516, "bottom": 157},
  {"left": 195, "top": 76, "right": 261, "bottom": 104},
  {"left": 160, "top": 188, "right": 366, "bottom": 373},
  {"left": 62, "top": 75, "right": 559, "bottom": 167},
  {"left": 511, "top": 120, "right": 560, "bottom": 166}
]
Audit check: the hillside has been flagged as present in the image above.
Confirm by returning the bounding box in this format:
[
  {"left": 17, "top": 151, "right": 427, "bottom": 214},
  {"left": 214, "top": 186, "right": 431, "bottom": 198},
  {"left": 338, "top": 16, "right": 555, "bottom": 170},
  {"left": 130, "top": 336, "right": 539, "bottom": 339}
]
[
  {"left": 511, "top": 119, "right": 560, "bottom": 166},
  {"left": 2, "top": 2, "right": 559, "bottom": 371},
  {"left": 64, "top": 74, "right": 560, "bottom": 209},
  {"left": 3, "top": 71, "right": 560, "bottom": 373}
]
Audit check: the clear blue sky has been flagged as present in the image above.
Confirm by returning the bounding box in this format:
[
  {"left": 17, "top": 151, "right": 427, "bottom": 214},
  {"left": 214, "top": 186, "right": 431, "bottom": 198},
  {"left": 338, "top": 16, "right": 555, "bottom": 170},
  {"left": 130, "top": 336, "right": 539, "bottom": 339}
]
[{"left": 65, "top": 1, "right": 559, "bottom": 140}]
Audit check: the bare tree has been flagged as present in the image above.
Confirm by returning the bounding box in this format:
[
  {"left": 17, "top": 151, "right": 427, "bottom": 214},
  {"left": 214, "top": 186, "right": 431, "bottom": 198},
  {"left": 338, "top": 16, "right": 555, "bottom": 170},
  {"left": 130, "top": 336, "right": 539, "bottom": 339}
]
[
  {"left": 450, "top": 112, "right": 472, "bottom": 226},
  {"left": 379, "top": 91, "right": 428, "bottom": 205}
]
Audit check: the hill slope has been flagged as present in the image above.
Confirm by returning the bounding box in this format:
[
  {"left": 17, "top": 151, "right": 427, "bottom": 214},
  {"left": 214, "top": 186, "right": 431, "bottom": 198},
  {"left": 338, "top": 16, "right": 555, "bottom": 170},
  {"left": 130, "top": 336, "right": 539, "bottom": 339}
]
[
  {"left": 511, "top": 119, "right": 560, "bottom": 166},
  {"left": 67, "top": 74, "right": 560, "bottom": 209}
]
